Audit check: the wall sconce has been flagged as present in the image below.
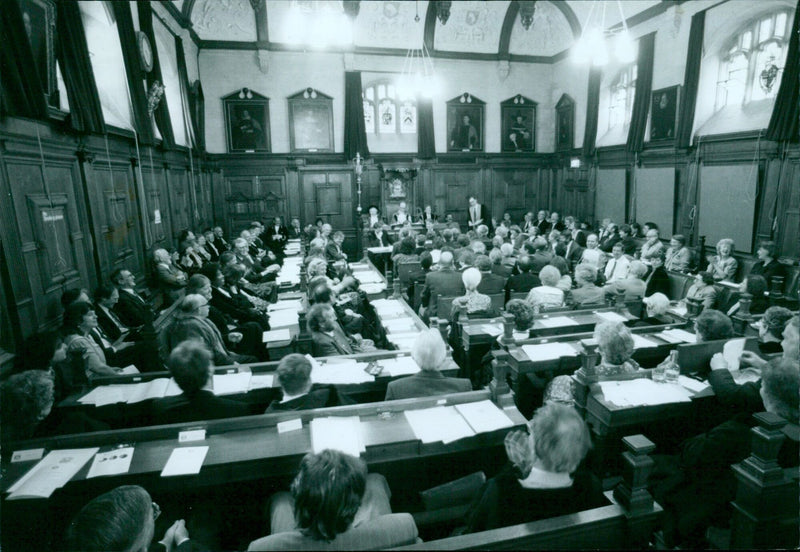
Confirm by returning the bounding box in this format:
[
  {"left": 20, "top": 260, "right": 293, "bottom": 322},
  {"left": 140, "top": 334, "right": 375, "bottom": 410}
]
[{"left": 436, "top": 1, "right": 452, "bottom": 26}]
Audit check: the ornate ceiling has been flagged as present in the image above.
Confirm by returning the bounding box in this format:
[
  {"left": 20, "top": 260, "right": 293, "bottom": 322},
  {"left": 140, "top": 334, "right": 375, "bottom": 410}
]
[{"left": 179, "top": 0, "right": 665, "bottom": 59}]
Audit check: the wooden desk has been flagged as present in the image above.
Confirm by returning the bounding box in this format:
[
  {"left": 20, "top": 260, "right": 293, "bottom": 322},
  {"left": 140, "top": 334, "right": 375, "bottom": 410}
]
[
  {"left": 372, "top": 296, "right": 431, "bottom": 351},
  {"left": 350, "top": 258, "right": 390, "bottom": 300},
  {"left": 2, "top": 391, "right": 524, "bottom": 550}
]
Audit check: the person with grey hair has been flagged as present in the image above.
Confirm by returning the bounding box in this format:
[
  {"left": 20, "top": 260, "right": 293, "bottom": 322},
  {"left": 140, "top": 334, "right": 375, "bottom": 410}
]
[
  {"left": 756, "top": 306, "right": 794, "bottom": 355},
  {"left": 664, "top": 234, "right": 691, "bottom": 272},
  {"left": 693, "top": 309, "right": 734, "bottom": 342},
  {"left": 593, "top": 321, "right": 641, "bottom": 376},
  {"left": 464, "top": 403, "right": 602, "bottom": 533},
  {"left": 451, "top": 268, "right": 491, "bottom": 317},
  {"left": 489, "top": 248, "right": 512, "bottom": 279},
  {"left": 603, "top": 260, "right": 647, "bottom": 301},
  {"left": 570, "top": 264, "right": 605, "bottom": 308},
  {"left": 151, "top": 340, "right": 251, "bottom": 424},
  {"left": 526, "top": 265, "right": 564, "bottom": 309},
  {"left": 707, "top": 238, "right": 737, "bottom": 282},
  {"left": 639, "top": 228, "right": 664, "bottom": 266},
  {"left": 384, "top": 329, "right": 471, "bottom": 400},
  {"left": 579, "top": 233, "right": 605, "bottom": 269},
  {"left": 420, "top": 251, "right": 465, "bottom": 320},
  {"left": 638, "top": 293, "right": 671, "bottom": 326},
  {"left": 153, "top": 248, "right": 187, "bottom": 306}
]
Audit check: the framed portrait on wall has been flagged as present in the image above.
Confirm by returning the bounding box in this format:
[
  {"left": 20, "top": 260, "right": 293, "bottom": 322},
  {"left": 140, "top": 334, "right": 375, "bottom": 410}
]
[
  {"left": 555, "top": 94, "right": 575, "bottom": 152},
  {"left": 501, "top": 95, "right": 537, "bottom": 152},
  {"left": 288, "top": 88, "right": 334, "bottom": 153},
  {"left": 18, "top": 0, "right": 58, "bottom": 108},
  {"left": 649, "top": 85, "right": 680, "bottom": 142},
  {"left": 222, "top": 88, "right": 271, "bottom": 153},
  {"left": 447, "top": 93, "right": 485, "bottom": 152}
]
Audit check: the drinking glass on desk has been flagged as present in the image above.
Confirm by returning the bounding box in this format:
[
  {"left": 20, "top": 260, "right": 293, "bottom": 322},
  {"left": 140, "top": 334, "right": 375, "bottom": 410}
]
[{"left": 652, "top": 364, "right": 666, "bottom": 383}]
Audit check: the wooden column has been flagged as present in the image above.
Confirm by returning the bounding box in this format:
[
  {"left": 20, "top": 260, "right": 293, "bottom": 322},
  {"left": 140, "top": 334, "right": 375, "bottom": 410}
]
[
  {"left": 732, "top": 293, "right": 753, "bottom": 335},
  {"left": 572, "top": 338, "right": 599, "bottom": 418}
]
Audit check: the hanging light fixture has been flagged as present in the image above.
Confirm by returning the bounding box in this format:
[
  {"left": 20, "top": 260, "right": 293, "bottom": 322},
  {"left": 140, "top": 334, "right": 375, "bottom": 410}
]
[
  {"left": 572, "top": 0, "right": 635, "bottom": 66},
  {"left": 398, "top": 1, "right": 439, "bottom": 99},
  {"left": 518, "top": 1, "right": 537, "bottom": 31}
]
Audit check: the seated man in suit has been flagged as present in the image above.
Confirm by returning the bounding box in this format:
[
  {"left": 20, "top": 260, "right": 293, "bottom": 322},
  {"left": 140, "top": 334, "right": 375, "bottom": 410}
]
[
  {"left": 385, "top": 329, "right": 471, "bottom": 400},
  {"left": 475, "top": 255, "right": 506, "bottom": 296},
  {"left": 248, "top": 450, "right": 419, "bottom": 550},
  {"left": 110, "top": 268, "right": 156, "bottom": 328},
  {"left": 264, "top": 354, "right": 344, "bottom": 412},
  {"left": 504, "top": 255, "right": 540, "bottom": 301},
  {"left": 308, "top": 303, "right": 355, "bottom": 357},
  {"left": 420, "top": 251, "right": 465, "bottom": 321},
  {"left": 150, "top": 340, "right": 251, "bottom": 425},
  {"left": 264, "top": 216, "right": 289, "bottom": 258},
  {"left": 153, "top": 249, "right": 188, "bottom": 307}
]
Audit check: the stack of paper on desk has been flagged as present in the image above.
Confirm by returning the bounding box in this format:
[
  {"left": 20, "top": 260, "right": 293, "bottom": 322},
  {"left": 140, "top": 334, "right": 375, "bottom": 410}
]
[
  {"left": 78, "top": 385, "right": 129, "bottom": 406},
  {"left": 378, "top": 356, "right": 420, "bottom": 376},
  {"left": 248, "top": 374, "right": 274, "bottom": 390},
  {"left": 479, "top": 323, "right": 504, "bottom": 336},
  {"left": 367, "top": 246, "right": 393, "bottom": 254},
  {"left": 353, "top": 271, "right": 384, "bottom": 284},
  {"left": 359, "top": 283, "right": 387, "bottom": 294},
  {"left": 268, "top": 300, "right": 304, "bottom": 312},
  {"left": 404, "top": 407, "right": 476, "bottom": 444},
  {"left": 678, "top": 375, "right": 710, "bottom": 393},
  {"left": 384, "top": 317, "right": 416, "bottom": 333},
  {"left": 213, "top": 372, "right": 252, "bottom": 395},
  {"left": 631, "top": 334, "right": 660, "bottom": 349},
  {"left": 7, "top": 448, "right": 99, "bottom": 499},
  {"left": 598, "top": 379, "right": 693, "bottom": 407},
  {"left": 537, "top": 316, "right": 578, "bottom": 328},
  {"left": 125, "top": 379, "right": 170, "bottom": 404},
  {"left": 262, "top": 329, "right": 292, "bottom": 343},
  {"left": 310, "top": 417, "right": 365, "bottom": 457},
  {"left": 658, "top": 328, "right": 696, "bottom": 343},
  {"left": 455, "top": 400, "right": 515, "bottom": 433},
  {"left": 311, "top": 361, "right": 374, "bottom": 384},
  {"left": 269, "top": 310, "right": 299, "bottom": 328},
  {"left": 521, "top": 342, "right": 578, "bottom": 361},
  {"left": 594, "top": 311, "right": 628, "bottom": 323}
]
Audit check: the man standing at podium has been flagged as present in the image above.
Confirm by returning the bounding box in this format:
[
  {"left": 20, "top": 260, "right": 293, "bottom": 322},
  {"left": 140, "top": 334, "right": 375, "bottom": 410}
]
[{"left": 467, "top": 195, "right": 488, "bottom": 231}]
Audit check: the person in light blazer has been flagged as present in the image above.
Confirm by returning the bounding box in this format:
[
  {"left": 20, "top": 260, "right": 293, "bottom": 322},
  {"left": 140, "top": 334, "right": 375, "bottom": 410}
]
[{"left": 664, "top": 234, "right": 692, "bottom": 272}]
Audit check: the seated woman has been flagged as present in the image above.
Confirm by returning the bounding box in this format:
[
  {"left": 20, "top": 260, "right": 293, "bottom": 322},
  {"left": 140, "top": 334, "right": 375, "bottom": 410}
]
[
  {"left": 727, "top": 275, "right": 769, "bottom": 316},
  {"left": 570, "top": 264, "right": 605, "bottom": 308},
  {"left": 464, "top": 403, "right": 604, "bottom": 533},
  {"left": 385, "top": 329, "right": 471, "bottom": 400},
  {"left": 66, "top": 485, "right": 193, "bottom": 552},
  {"left": 652, "top": 357, "right": 799, "bottom": 548},
  {"left": 526, "top": 266, "right": 565, "bottom": 310},
  {"left": 164, "top": 294, "right": 256, "bottom": 366},
  {"left": 592, "top": 321, "right": 642, "bottom": 377},
  {"left": 62, "top": 302, "right": 126, "bottom": 379},
  {"left": 694, "top": 309, "right": 734, "bottom": 342},
  {"left": 451, "top": 268, "right": 492, "bottom": 318},
  {"left": 603, "top": 260, "right": 648, "bottom": 301},
  {"left": 756, "top": 306, "right": 794, "bottom": 355},
  {"left": 640, "top": 229, "right": 665, "bottom": 266},
  {"left": 684, "top": 271, "right": 718, "bottom": 311},
  {"left": 636, "top": 293, "right": 671, "bottom": 326},
  {"left": 664, "top": 234, "right": 691, "bottom": 272},
  {"left": 706, "top": 238, "right": 738, "bottom": 282},
  {"left": 749, "top": 240, "right": 785, "bottom": 291},
  {"left": 391, "top": 236, "right": 420, "bottom": 268},
  {"left": 248, "top": 450, "right": 418, "bottom": 550}
]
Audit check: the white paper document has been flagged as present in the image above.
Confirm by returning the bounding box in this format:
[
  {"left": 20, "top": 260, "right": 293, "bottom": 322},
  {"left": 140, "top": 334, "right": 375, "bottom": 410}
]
[
  {"left": 654, "top": 331, "right": 684, "bottom": 344},
  {"left": 268, "top": 311, "right": 300, "bottom": 328},
  {"left": 537, "top": 316, "right": 578, "bottom": 328},
  {"left": 213, "top": 372, "right": 252, "bottom": 396},
  {"left": 262, "top": 329, "right": 292, "bottom": 343},
  {"left": 404, "top": 406, "right": 476, "bottom": 444},
  {"left": 78, "top": 385, "right": 129, "bottom": 406},
  {"left": 310, "top": 417, "right": 365, "bottom": 457},
  {"left": 164, "top": 378, "right": 183, "bottom": 397},
  {"left": 521, "top": 342, "right": 579, "bottom": 361},
  {"left": 479, "top": 324, "right": 504, "bottom": 336},
  {"left": 126, "top": 379, "right": 170, "bottom": 404},
  {"left": 372, "top": 299, "right": 406, "bottom": 315},
  {"left": 119, "top": 365, "right": 140, "bottom": 375},
  {"left": 86, "top": 447, "right": 135, "bottom": 479},
  {"left": 631, "top": 334, "right": 660, "bottom": 349},
  {"left": 248, "top": 374, "right": 275, "bottom": 390},
  {"left": 360, "top": 283, "right": 387, "bottom": 294},
  {"left": 268, "top": 300, "right": 304, "bottom": 312},
  {"left": 353, "top": 271, "right": 384, "bottom": 284},
  {"left": 455, "top": 400, "right": 515, "bottom": 434},
  {"left": 378, "top": 356, "right": 421, "bottom": 377},
  {"left": 723, "top": 338, "right": 747, "bottom": 371},
  {"left": 659, "top": 328, "right": 697, "bottom": 343},
  {"left": 161, "top": 446, "right": 209, "bottom": 477},
  {"left": 677, "top": 375, "right": 710, "bottom": 394},
  {"left": 312, "top": 361, "right": 374, "bottom": 384},
  {"left": 8, "top": 448, "right": 99, "bottom": 499},
  {"left": 598, "top": 379, "right": 693, "bottom": 407},
  {"left": 367, "top": 246, "right": 393, "bottom": 254},
  {"left": 594, "top": 311, "right": 628, "bottom": 323}
]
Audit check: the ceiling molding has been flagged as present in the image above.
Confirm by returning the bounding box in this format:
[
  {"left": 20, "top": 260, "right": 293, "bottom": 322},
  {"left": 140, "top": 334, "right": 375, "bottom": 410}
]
[
  {"left": 160, "top": 0, "right": 191, "bottom": 29},
  {"left": 183, "top": 0, "right": 198, "bottom": 21}
]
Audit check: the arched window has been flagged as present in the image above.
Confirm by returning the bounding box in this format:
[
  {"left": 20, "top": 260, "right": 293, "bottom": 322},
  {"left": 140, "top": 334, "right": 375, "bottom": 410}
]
[
  {"left": 607, "top": 63, "right": 637, "bottom": 133},
  {"left": 362, "top": 80, "right": 417, "bottom": 135},
  {"left": 715, "top": 10, "right": 791, "bottom": 110}
]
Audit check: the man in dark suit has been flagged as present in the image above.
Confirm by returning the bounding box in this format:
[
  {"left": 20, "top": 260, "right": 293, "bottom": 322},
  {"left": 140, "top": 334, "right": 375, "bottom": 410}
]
[
  {"left": 563, "top": 235, "right": 585, "bottom": 271},
  {"left": 530, "top": 238, "right": 554, "bottom": 275},
  {"left": 420, "top": 251, "right": 465, "bottom": 320},
  {"left": 110, "top": 268, "right": 156, "bottom": 328},
  {"left": 549, "top": 212, "right": 566, "bottom": 232},
  {"left": 264, "top": 216, "right": 289, "bottom": 257},
  {"left": 467, "top": 196, "right": 488, "bottom": 231},
  {"left": 505, "top": 255, "right": 540, "bottom": 301},
  {"left": 202, "top": 229, "right": 222, "bottom": 262},
  {"left": 475, "top": 255, "right": 506, "bottom": 296},
  {"left": 645, "top": 251, "right": 671, "bottom": 298},
  {"left": 325, "top": 231, "right": 347, "bottom": 262},
  {"left": 150, "top": 340, "right": 251, "bottom": 425},
  {"left": 213, "top": 226, "right": 231, "bottom": 251},
  {"left": 535, "top": 210, "right": 551, "bottom": 235},
  {"left": 367, "top": 224, "right": 394, "bottom": 248},
  {"left": 265, "top": 354, "right": 350, "bottom": 412},
  {"left": 565, "top": 216, "right": 587, "bottom": 247},
  {"left": 308, "top": 304, "right": 357, "bottom": 357},
  {"left": 385, "top": 329, "right": 471, "bottom": 400}
]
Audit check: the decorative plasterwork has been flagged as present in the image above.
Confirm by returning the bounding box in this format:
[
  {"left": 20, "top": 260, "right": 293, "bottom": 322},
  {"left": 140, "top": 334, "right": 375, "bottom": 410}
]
[
  {"left": 509, "top": 1, "right": 574, "bottom": 57},
  {"left": 434, "top": 0, "right": 510, "bottom": 54},
  {"left": 190, "top": 0, "right": 257, "bottom": 42},
  {"left": 353, "top": 1, "right": 428, "bottom": 50}
]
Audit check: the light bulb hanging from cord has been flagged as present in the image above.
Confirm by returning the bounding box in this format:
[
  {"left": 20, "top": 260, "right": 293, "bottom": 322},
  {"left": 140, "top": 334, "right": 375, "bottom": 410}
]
[{"left": 572, "top": 0, "right": 635, "bottom": 66}]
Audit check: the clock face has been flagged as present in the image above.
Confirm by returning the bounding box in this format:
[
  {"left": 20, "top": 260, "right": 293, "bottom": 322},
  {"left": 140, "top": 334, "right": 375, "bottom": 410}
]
[{"left": 137, "top": 31, "right": 153, "bottom": 72}]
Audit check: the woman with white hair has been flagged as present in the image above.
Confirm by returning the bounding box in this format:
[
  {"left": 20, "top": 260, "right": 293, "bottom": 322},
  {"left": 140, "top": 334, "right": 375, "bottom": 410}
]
[
  {"left": 707, "top": 238, "right": 737, "bottom": 282},
  {"left": 570, "top": 264, "right": 605, "bottom": 308},
  {"left": 636, "top": 293, "right": 671, "bottom": 326},
  {"left": 526, "top": 265, "right": 565, "bottom": 310},
  {"left": 464, "top": 403, "right": 603, "bottom": 533},
  {"left": 384, "top": 329, "right": 471, "bottom": 400},
  {"left": 451, "top": 268, "right": 491, "bottom": 317},
  {"left": 593, "top": 321, "right": 641, "bottom": 377}
]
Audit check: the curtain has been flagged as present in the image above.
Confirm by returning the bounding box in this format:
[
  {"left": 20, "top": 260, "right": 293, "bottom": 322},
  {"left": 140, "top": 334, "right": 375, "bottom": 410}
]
[
  {"left": 112, "top": 2, "right": 154, "bottom": 144},
  {"left": 417, "top": 96, "right": 435, "bottom": 159},
  {"left": 138, "top": 1, "right": 174, "bottom": 148},
  {"left": 175, "top": 36, "right": 198, "bottom": 150},
  {"left": 766, "top": 1, "right": 799, "bottom": 142},
  {"left": 56, "top": 0, "right": 105, "bottom": 134},
  {"left": 0, "top": 0, "right": 47, "bottom": 119},
  {"left": 676, "top": 10, "right": 705, "bottom": 148},
  {"left": 344, "top": 71, "right": 369, "bottom": 159},
  {"left": 190, "top": 79, "right": 206, "bottom": 151},
  {"left": 626, "top": 33, "right": 655, "bottom": 153},
  {"left": 582, "top": 67, "right": 602, "bottom": 157}
]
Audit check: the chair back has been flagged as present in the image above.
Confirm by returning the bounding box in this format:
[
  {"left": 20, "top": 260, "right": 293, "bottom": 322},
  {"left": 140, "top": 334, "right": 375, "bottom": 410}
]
[
  {"left": 437, "top": 295, "right": 458, "bottom": 320},
  {"left": 488, "top": 293, "right": 505, "bottom": 312},
  {"left": 397, "top": 261, "right": 424, "bottom": 286}
]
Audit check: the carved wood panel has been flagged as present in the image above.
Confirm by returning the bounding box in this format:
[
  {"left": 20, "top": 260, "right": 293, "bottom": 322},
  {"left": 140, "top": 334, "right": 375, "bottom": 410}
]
[
  {"left": 140, "top": 164, "right": 171, "bottom": 250},
  {"left": 224, "top": 174, "right": 287, "bottom": 236},
  {"left": 300, "top": 170, "right": 355, "bottom": 253},
  {"left": 491, "top": 168, "right": 540, "bottom": 224},
  {"left": 434, "top": 169, "right": 482, "bottom": 226},
  {"left": 168, "top": 168, "right": 192, "bottom": 240}
]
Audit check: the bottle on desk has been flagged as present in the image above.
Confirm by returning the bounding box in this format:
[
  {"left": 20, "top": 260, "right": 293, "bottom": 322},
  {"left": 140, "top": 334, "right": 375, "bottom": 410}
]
[{"left": 653, "top": 350, "right": 680, "bottom": 384}]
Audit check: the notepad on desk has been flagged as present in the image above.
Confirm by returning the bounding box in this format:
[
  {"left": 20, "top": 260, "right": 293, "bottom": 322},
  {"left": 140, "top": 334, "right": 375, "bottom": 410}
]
[
  {"left": 248, "top": 374, "right": 274, "bottom": 390},
  {"left": 521, "top": 342, "right": 578, "bottom": 361},
  {"left": 310, "top": 417, "right": 365, "bottom": 457},
  {"left": 126, "top": 379, "right": 170, "bottom": 404},
  {"left": 213, "top": 372, "right": 252, "bottom": 396},
  {"left": 537, "top": 316, "right": 578, "bottom": 328},
  {"left": 631, "top": 334, "right": 660, "bottom": 349},
  {"left": 161, "top": 446, "right": 209, "bottom": 477},
  {"left": 659, "top": 328, "right": 696, "bottom": 343},
  {"left": 262, "top": 329, "right": 292, "bottom": 343},
  {"left": 678, "top": 375, "right": 710, "bottom": 394},
  {"left": 455, "top": 400, "right": 515, "bottom": 434},
  {"left": 359, "top": 283, "right": 387, "bottom": 295},
  {"left": 594, "top": 311, "right": 628, "bottom": 323},
  {"left": 86, "top": 447, "right": 134, "bottom": 479},
  {"left": 7, "top": 448, "right": 99, "bottom": 500},
  {"left": 78, "top": 385, "right": 130, "bottom": 406},
  {"left": 405, "top": 406, "right": 476, "bottom": 444},
  {"left": 378, "top": 356, "right": 420, "bottom": 377},
  {"left": 311, "top": 362, "right": 374, "bottom": 385},
  {"left": 598, "top": 379, "right": 693, "bottom": 408},
  {"left": 723, "top": 338, "right": 747, "bottom": 371}
]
